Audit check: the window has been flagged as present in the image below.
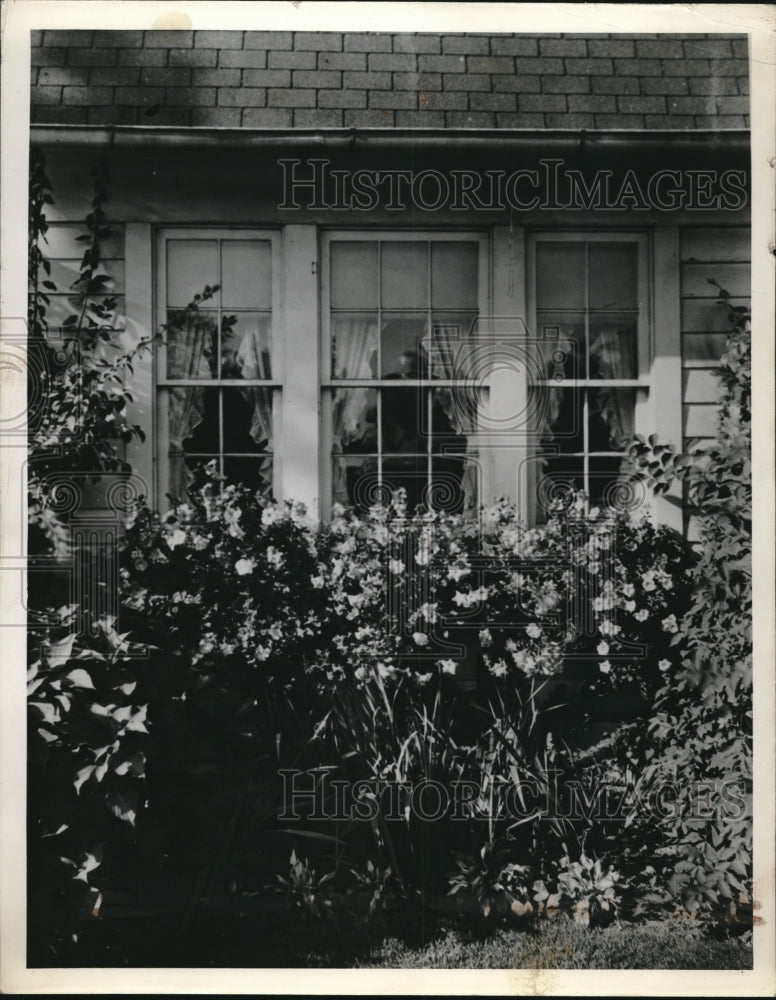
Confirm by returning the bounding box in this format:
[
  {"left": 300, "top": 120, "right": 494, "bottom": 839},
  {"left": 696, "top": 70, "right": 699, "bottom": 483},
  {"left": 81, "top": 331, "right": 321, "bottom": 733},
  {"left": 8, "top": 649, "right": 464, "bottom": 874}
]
[
  {"left": 528, "top": 233, "right": 649, "bottom": 516},
  {"left": 155, "top": 231, "right": 280, "bottom": 504},
  {"left": 321, "top": 233, "right": 488, "bottom": 516}
]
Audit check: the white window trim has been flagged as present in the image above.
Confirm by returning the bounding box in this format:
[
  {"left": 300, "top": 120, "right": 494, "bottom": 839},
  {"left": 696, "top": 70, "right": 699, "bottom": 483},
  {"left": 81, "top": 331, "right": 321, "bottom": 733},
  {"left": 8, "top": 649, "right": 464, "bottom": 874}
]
[{"left": 126, "top": 224, "right": 683, "bottom": 529}]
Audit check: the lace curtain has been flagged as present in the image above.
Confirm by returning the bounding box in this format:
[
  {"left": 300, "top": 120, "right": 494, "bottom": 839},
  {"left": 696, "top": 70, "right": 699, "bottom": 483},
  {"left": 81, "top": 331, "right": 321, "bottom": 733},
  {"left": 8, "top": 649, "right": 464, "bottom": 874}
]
[{"left": 167, "top": 313, "right": 273, "bottom": 499}]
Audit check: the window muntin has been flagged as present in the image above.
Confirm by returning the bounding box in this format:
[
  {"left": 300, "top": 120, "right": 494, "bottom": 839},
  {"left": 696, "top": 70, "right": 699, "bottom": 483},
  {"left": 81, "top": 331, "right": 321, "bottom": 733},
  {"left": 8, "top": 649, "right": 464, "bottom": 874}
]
[
  {"left": 156, "top": 232, "right": 279, "bottom": 503},
  {"left": 323, "top": 234, "right": 486, "bottom": 515},
  {"left": 530, "top": 234, "right": 648, "bottom": 514}
]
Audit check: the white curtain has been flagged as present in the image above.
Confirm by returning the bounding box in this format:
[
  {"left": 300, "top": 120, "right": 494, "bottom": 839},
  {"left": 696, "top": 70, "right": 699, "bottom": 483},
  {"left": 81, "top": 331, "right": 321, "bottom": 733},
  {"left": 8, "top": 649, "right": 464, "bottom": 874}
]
[
  {"left": 167, "top": 312, "right": 213, "bottom": 499},
  {"left": 331, "top": 317, "right": 377, "bottom": 505},
  {"left": 235, "top": 316, "right": 273, "bottom": 453},
  {"left": 167, "top": 313, "right": 274, "bottom": 498},
  {"left": 429, "top": 322, "right": 479, "bottom": 512},
  {"left": 589, "top": 323, "right": 637, "bottom": 448}
]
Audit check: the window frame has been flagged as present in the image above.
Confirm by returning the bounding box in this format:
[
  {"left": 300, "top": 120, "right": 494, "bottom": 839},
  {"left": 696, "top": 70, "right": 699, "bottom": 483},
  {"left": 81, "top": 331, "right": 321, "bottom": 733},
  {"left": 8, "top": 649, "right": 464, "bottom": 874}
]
[
  {"left": 153, "top": 227, "right": 283, "bottom": 509},
  {"left": 526, "top": 230, "right": 652, "bottom": 521},
  {"left": 319, "top": 229, "right": 491, "bottom": 519}
]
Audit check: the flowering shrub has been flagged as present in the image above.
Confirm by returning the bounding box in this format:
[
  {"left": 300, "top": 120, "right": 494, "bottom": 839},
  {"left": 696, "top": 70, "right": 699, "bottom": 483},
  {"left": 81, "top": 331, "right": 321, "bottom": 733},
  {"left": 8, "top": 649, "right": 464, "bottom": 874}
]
[
  {"left": 119, "top": 466, "right": 697, "bottom": 910},
  {"left": 627, "top": 288, "right": 752, "bottom": 920}
]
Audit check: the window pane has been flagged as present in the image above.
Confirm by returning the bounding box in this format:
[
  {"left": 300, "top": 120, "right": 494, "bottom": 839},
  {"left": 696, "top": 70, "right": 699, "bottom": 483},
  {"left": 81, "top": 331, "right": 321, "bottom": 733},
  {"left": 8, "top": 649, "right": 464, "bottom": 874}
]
[
  {"left": 331, "top": 387, "right": 378, "bottom": 453},
  {"left": 592, "top": 457, "right": 642, "bottom": 515},
  {"left": 539, "top": 386, "right": 583, "bottom": 452},
  {"left": 222, "top": 387, "right": 272, "bottom": 453},
  {"left": 535, "top": 243, "right": 585, "bottom": 309},
  {"left": 331, "top": 313, "right": 378, "bottom": 379},
  {"left": 381, "top": 312, "right": 428, "bottom": 378},
  {"left": 168, "top": 454, "right": 218, "bottom": 500},
  {"left": 381, "top": 388, "right": 426, "bottom": 454},
  {"left": 431, "top": 242, "right": 478, "bottom": 310},
  {"left": 332, "top": 455, "right": 380, "bottom": 509},
  {"left": 221, "top": 240, "right": 272, "bottom": 309},
  {"left": 588, "top": 313, "right": 638, "bottom": 379},
  {"left": 431, "top": 456, "right": 477, "bottom": 514},
  {"left": 381, "top": 455, "right": 428, "bottom": 513},
  {"left": 223, "top": 456, "right": 273, "bottom": 496},
  {"left": 588, "top": 387, "right": 636, "bottom": 451},
  {"left": 535, "top": 311, "right": 585, "bottom": 380},
  {"left": 166, "top": 310, "right": 217, "bottom": 379},
  {"left": 535, "top": 455, "right": 584, "bottom": 520},
  {"left": 429, "top": 312, "right": 478, "bottom": 378},
  {"left": 381, "top": 242, "right": 428, "bottom": 309},
  {"left": 331, "top": 241, "right": 377, "bottom": 309},
  {"left": 172, "top": 385, "right": 218, "bottom": 452},
  {"left": 167, "top": 240, "right": 218, "bottom": 308},
  {"left": 221, "top": 313, "right": 272, "bottom": 379},
  {"left": 589, "top": 243, "right": 637, "bottom": 310},
  {"left": 430, "top": 387, "right": 473, "bottom": 445}
]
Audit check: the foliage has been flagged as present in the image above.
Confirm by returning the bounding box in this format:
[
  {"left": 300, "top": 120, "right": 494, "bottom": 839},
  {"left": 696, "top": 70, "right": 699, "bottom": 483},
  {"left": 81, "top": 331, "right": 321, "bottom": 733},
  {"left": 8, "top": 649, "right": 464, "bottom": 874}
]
[
  {"left": 120, "top": 472, "right": 696, "bottom": 916},
  {"left": 28, "top": 151, "right": 145, "bottom": 564},
  {"left": 532, "top": 853, "right": 620, "bottom": 927},
  {"left": 447, "top": 841, "right": 533, "bottom": 921},
  {"left": 27, "top": 607, "right": 149, "bottom": 962},
  {"left": 274, "top": 850, "right": 336, "bottom": 922},
  {"left": 26, "top": 150, "right": 156, "bottom": 961},
  {"left": 627, "top": 285, "right": 752, "bottom": 918}
]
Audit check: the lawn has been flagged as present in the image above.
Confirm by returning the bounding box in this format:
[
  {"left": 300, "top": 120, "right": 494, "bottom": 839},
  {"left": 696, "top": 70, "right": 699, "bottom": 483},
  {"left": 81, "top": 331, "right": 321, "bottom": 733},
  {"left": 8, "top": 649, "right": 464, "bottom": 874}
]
[
  {"left": 358, "top": 921, "right": 752, "bottom": 970},
  {"left": 70, "top": 906, "right": 751, "bottom": 970}
]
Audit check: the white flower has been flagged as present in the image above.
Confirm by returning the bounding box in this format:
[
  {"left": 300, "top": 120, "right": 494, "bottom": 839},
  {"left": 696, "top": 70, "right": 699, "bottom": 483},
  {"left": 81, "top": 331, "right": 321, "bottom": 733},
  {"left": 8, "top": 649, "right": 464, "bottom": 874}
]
[
  {"left": 526, "top": 624, "right": 543, "bottom": 639},
  {"left": 642, "top": 571, "right": 656, "bottom": 592},
  {"left": 192, "top": 534, "right": 209, "bottom": 551},
  {"left": 389, "top": 559, "right": 405, "bottom": 575},
  {"left": 261, "top": 506, "right": 281, "bottom": 526},
  {"left": 624, "top": 600, "right": 636, "bottom": 613},
  {"left": 415, "top": 545, "right": 431, "bottom": 566},
  {"left": 658, "top": 659, "right": 671, "bottom": 672},
  {"left": 266, "top": 545, "right": 284, "bottom": 569},
  {"left": 166, "top": 528, "right": 187, "bottom": 550},
  {"left": 447, "top": 561, "right": 470, "bottom": 582},
  {"left": 255, "top": 644, "right": 271, "bottom": 661},
  {"left": 439, "top": 659, "right": 457, "bottom": 675},
  {"left": 634, "top": 608, "right": 649, "bottom": 622},
  {"left": 661, "top": 614, "right": 678, "bottom": 634},
  {"left": 377, "top": 662, "right": 397, "bottom": 680},
  {"left": 597, "top": 640, "right": 609, "bottom": 656},
  {"left": 621, "top": 582, "right": 635, "bottom": 598},
  {"left": 415, "top": 672, "right": 433, "bottom": 686},
  {"left": 235, "top": 558, "right": 255, "bottom": 576},
  {"left": 489, "top": 659, "right": 508, "bottom": 678},
  {"left": 412, "top": 632, "right": 429, "bottom": 647},
  {"left": 311, "top": 575, "right": 325, "bottom": 589},
  {"left": 599, "top": 660, "right": 612, "bottom": 674},
  {"left": 479, "top": 628, "right": 493, "bottom": 648}
]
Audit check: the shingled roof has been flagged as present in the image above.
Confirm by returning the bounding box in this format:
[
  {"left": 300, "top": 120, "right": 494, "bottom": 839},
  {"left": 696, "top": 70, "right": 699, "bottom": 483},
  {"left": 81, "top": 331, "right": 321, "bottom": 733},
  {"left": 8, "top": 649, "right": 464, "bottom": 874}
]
[{"left": 31, "top": 31, "right": 749, "bottom": 131}]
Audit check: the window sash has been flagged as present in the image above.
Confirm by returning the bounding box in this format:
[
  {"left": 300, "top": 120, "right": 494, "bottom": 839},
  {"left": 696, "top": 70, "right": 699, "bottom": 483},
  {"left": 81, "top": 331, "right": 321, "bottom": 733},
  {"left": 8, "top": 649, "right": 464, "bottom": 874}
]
[
  {"left": 527, "top": 232, "right": 650, "bottom": 518},
  {"left": 154, "top": 228, "right": 281, "bottom": 505},
  {"left": 321, "top": 231, "right": 489, "bottom": 515}
]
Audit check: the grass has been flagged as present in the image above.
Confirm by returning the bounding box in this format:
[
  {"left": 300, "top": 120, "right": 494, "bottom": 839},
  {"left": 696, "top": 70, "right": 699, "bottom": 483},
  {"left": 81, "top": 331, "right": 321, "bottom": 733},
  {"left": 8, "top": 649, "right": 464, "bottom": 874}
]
[
  {"left": 69, "top": 908, "right": 752, "bottom": 970},
  {"left": 357, "top": 921, "right": 753, "bottom": 970}
]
